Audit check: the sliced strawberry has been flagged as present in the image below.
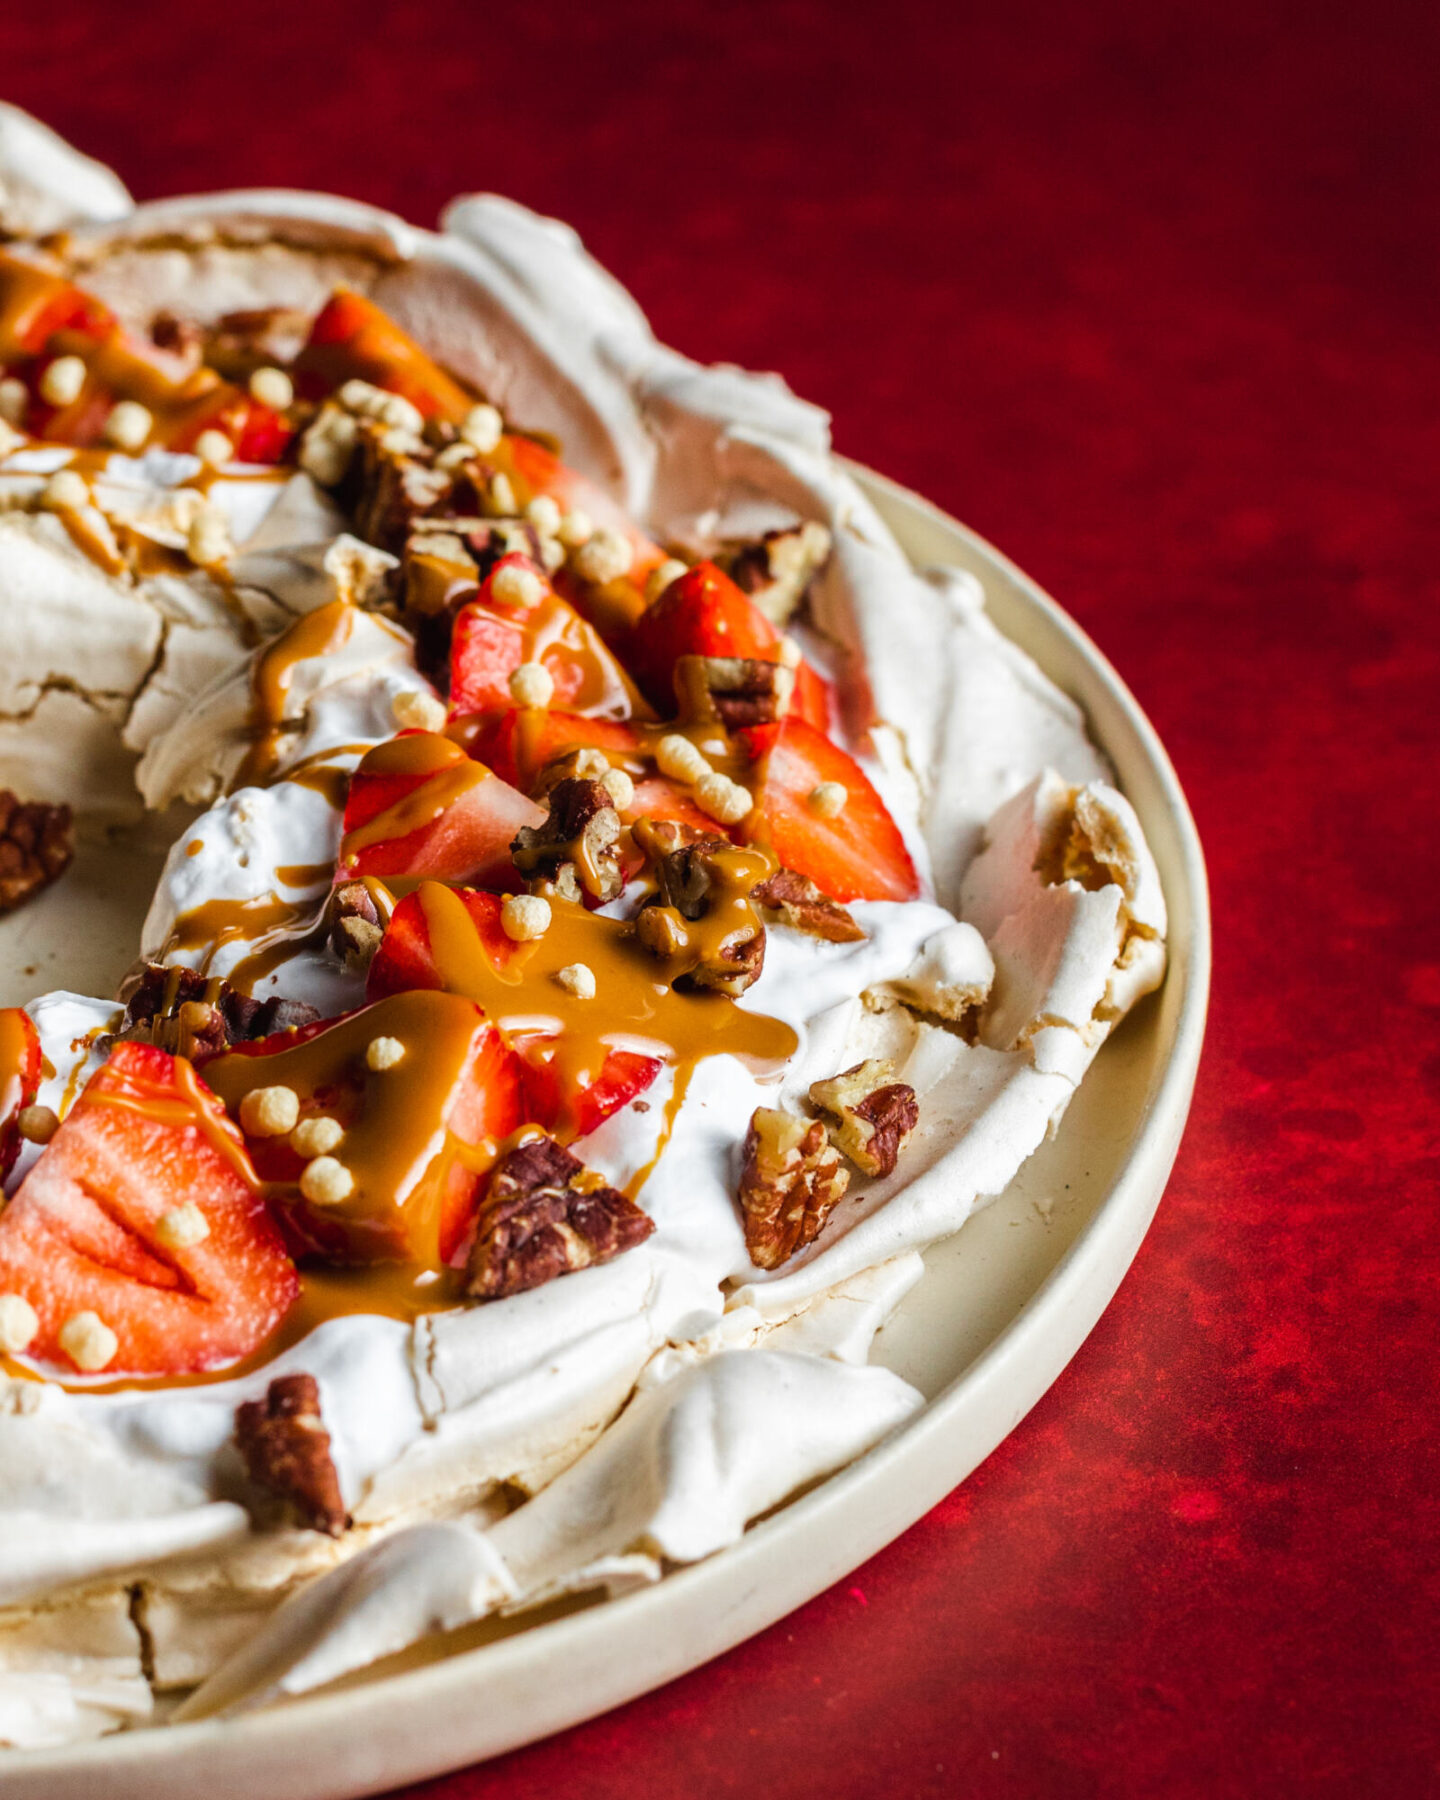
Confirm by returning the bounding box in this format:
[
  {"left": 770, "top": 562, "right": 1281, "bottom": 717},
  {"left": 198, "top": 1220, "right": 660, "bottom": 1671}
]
[
  {"left": 0, "top": 254, "right": 116, "bottom": 359},
  {"left": 339, "top": 730, "right": 544, "bottom": 889},
  {"left": 458, "top": 709, "right": 643, "bottom": 794},
  {"left": 172, "top": 386, "right": 295, "bottom": 464},
  {"left": 0, "top": 1043, "right": 297, "bottom": 1375},
  {"left": 449, "top": 552, "right": 646, "bottom": 721},
  {"left": 366, "top": 885, "right": 662, "bottom": 1140},
  {"left": 205, "top": 991, "right": 527, "bottom": 1267},
  {"left": 622, "top": 560, "right": 832, "bottom": 730},
  {"left": 0, "top": 1007, "right": 42, "bottom": 1184},
  {"left": 622, "top": 775, "right": 717, "bottom": 835},
  {"left": 738, "top": 717, "right": 919, "bottom": 904},
  {"left": 295, "top": 288, "right": 474, "bottom": 423},
  {"left": 506, "top": 435, "right": 667, "bottom": 588}
]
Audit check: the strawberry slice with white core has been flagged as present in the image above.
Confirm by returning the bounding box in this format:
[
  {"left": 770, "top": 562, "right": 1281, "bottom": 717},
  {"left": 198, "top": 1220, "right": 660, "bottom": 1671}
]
[{"left": 0, "top": 1043, "right": 298, "bottom": 1376}]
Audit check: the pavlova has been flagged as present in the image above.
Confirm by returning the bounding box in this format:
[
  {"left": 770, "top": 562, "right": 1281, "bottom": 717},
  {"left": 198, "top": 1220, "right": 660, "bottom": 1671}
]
[{"left": 0, "top": 105, "right": 1167, "bottom": 1747}]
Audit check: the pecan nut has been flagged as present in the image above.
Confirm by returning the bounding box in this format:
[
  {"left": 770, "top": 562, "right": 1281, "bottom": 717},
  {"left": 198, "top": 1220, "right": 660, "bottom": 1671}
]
[
  {"left": 327, "top": 880, "right": 386, "bottom": 972},
  {"left": 632, "top": 821, "right": 769, "bottom": 998},
  {"left": 0, "top": 791, "right": 73, "bottom": 915},
  {"left": 723, "top": 520, "right": 833, "bottom": 626},
  {"left": 673, "top": 654, "right": 795, "bottom": 729},
  {"left": 466, "top": 1134, "right": 654, "bottom": 1300},
  {"left": 347, "top": 423, "right": 453, "bottom": 552},
  {"left": 738, "top": 1107, "right": 849, "bottom": 1270},
  {"left": 808, "top": 1059, "right": 919, "bottom": 1178},
  {"left": 115, "top": 962, "right": 320, "bottom": 1059},
  {"left": 511, "top": 777, "right": 624, "bottom": 903},
  {"left": 235, "top": 1373, "right": 347, "bottom": 1537},
  {"left": 751, "top": 867, "right": 865, "bottom": 943}
]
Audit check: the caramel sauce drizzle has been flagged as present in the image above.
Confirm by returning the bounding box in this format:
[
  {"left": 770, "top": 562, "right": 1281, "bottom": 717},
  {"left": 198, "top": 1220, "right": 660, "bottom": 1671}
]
[
  {"left": 338, "top": 731, "right": 489, "bottom": 861},
  {"left": 235, "top": 598, "right": 357, "bottom": 788},
  {"left": 0, "top": 1010, "right": 34, "bottom": 1127}
]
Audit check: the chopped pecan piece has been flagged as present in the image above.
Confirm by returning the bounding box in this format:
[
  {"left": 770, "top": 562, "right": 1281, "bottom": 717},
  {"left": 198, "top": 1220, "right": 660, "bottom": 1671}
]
[
  {"left": 235, "top": 1374, "right": 347, "bottom": 1537},
  {"left": 115, "top": 962, "right": 319, "bottom": 1058},
  {"left": 511, "top": 777, "right": 624, "bottom": 903},
  {"left": 724, "top": 520, "right": 833, "bottom": 626},
  {"left": 0, "top": 792, "right": 72, "bottom": 915},
  {"left": 347, "top": 423, "right": 452, "bottom": 553},
  {"left": 738, "top": 1107, "right": 849, "bottom": 1270},
  {"left": 200, "top": 305, "right": 312, "bottom": 377},
  {"left": 467, "top": 1134, "right": 654, "bottom": 1300},
  {"left": 328, "top": 881, "right": 386, "bottom": 972},
  {"left": 752, "top": 867, "right": 865, "bottom": 943},
  {"left": 672, "top": 654, "right": 795, "bottom": 729},
  {"left": 632, "top": 820, "right": 768, "bottom": 998},
  {"left": 808, "top": 1059, "right": 919, "bottom": 1179}
]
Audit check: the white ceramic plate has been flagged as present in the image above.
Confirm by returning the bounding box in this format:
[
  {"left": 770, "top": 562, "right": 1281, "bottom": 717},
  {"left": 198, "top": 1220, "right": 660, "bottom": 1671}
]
[{"left": 0, "top": 465, "right": 1210, "bottom": 1799}]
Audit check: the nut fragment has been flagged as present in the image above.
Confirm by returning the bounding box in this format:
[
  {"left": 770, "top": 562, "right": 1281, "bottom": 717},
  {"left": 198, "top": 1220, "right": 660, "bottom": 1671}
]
[
  {"left": 0, "top": 1294, "right": 39, "bottom": 1353},
  {"left": 39, "top": 355, "right": 86, "bottom": 407},
  {"left": 724, "top": 520, "right": 833, "bottom": 626},
  {"left": 460, "top": 402, "right": 504, "bottom": 453},
  {"left": 654, "top": 733, "right": 712, "bottom": 785},
  {"left": 327, "top": 881, "right": 386, "bottom": 973},
  {"left": 193, "top": 428, "right": 233, "bottom": 468},
  {"left": 115, "top": 962, "right": 319, "bottom": 1057},
  {"left": 300, "top": 1156, "right": 354, "bottom": 1205},
  {"left": 673, "top": 654, "right": 795, "bottom": 730},
  {"left": 511, "top": 778, "right": 624, "bottom": 903},
  {"left": 632, "top": 820, "right": 768, "bottom": 997},
  {"left": 555, "top": 961, "right": 597, "bottom": 999},
  {"left": 645, "top": 557, "right": 689, "bottom": 604},
  {"left": 466, "top": 1135, "right": 654, "bottom": 1300},
  {"left": 752, "top": 867, "right": 865, "bottom": 943},
  {"left": 492, "top": 561, "right": 546, "bottom": 608},
  {"left": 693, "top": 772, "right": 753, "bottom": 825},
  {"left": 239, "top": 1085, "right": 301, "bottom": 1138},
  {"left": 391, "top": 688, "right": 448, "bottom": 733},
  {"left": 248, "top": 365, "right": 294, "bottom": 411},
  {"left": 235, "top": 1373, "right": 347, "bottom": 1536},
  {"left": 0, "top": 376, "right": 27, "bottom": 427},
  {"left": 366, "top": 1035, "right": 406, "bottom": 1072},
  {"left": 809, "top": 780, "right": 847, "bottom": 819},
  {"left": 290, "top": 1116, "right": 344, "bottom": 1158},
  {"left": 738, "top": 1108, "right": 850, "bottom": 1270},
  {"left": 572, "top": 527, "right": 632, "bottom": 584},
  {"left": 103, "top": 399, "right": 153, "bottom": 452},
  {"left": 58, "top": 1311, "right": 118, "bottom": 1373},
  {"left": 501, "top": 893, "right": 552, "bottom": 941},
  {"left": 155, "top": 1203, "right": 210, "bottom": 1250},
  {"left": 0, "top": 790, "right": 73, "bottom": 915},
  {"left": 509, "top": 661, "right": 555, "bottom": 708},
  {"left": 41, "top": 468, "right": 88, "bottom": 511},
  {"left": 808, "top": 1059, "right": 919, "bottom": 1179},
  {"left": 16, "top": 1104, "right": 59, "bottom": 1144}
]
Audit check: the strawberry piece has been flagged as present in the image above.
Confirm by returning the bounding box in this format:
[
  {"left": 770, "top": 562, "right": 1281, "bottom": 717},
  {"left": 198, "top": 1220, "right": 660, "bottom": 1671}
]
[
  {"left": 0, "top": 254, "right": 116, "bottom": 359},
  {"left": 738, "top": 718, "right": 919, "bottom": 904},
  {"left": 458, "top": 709, "right": 643, "bottom": 794},
  {"left": 339, "top": 730, "right": 544, "bottom": 889},
  {"left": 0, "top": 1007, "right": 41, "bottom": 1183},
  {"left": 0, "top": 1043, "right": 297, "bottom": 1375},
  {"left": 449, "top": 553, "right": 646, "bottom": 721},
  {"left": 622, "top": 561, "right": 832, "bottom": 730},
  {"left": 173, "top": 387, "right": 295, "bottom": 464},
  {"left": 295, "top": 289, "right": 474, "bottom": 422},
  {"left": 366, "top": 886, "right": 662, "bottom": 1140},
  {"left": 206, "top": 992, "right": 527, "bottom": 1267},
  {"left": 506, "top": 436, "right": 667, "bottom": 590}
]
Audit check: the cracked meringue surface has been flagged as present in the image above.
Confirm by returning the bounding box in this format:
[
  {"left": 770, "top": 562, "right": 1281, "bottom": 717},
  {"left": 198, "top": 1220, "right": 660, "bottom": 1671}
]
[{"left": 0, "top": 108, "right": 1168, "bottom": 1746}]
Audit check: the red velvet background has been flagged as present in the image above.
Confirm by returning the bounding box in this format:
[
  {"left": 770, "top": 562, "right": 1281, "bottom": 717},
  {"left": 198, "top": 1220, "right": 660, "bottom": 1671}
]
[{"left": 5, "top": 1, "right": 1438, "bottom": 1792}]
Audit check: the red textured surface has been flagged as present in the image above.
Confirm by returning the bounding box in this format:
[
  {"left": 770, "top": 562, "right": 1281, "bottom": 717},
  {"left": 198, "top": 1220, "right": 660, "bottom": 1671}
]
[{"left": 5, "top": 1, "right": 1439, "bottom": 1792}]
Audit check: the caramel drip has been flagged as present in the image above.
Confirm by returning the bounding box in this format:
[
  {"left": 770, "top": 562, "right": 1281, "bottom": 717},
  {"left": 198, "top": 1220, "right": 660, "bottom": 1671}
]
[
  {"left": 276, "top": 861, "right": 333, "bottom": 889},
  {"left": 405, "top": 552, "right": 477, "bottom": 619},
  {"left": 164, "top": 892, "right": 312, "bottom": 969},
  {"left": 339, "top": 732, "right": 490, "bottom": 860},
  {"left": 286, "top": 741, "right": 375, "bottom": 810},
  {"left": 235, "top": 599, "right": 356, "bottom": 788},
  {"left": 416, "top": 879, "right": 794, "bottom": 1130},
  {"left": 204, "top": 989, "right": 508, "bottom": 1268}
]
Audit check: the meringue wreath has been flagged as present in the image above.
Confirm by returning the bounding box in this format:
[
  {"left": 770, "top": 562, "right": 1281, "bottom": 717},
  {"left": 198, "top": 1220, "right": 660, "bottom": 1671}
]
[{"left": 0, "top": 106, "right": 1167, "bottom": 1747}]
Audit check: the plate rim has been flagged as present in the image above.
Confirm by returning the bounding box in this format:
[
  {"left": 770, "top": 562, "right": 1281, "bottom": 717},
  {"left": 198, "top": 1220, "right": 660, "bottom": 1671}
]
[{"left": 1, "top": 465, "right": 1211, "bottom": 1799}]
